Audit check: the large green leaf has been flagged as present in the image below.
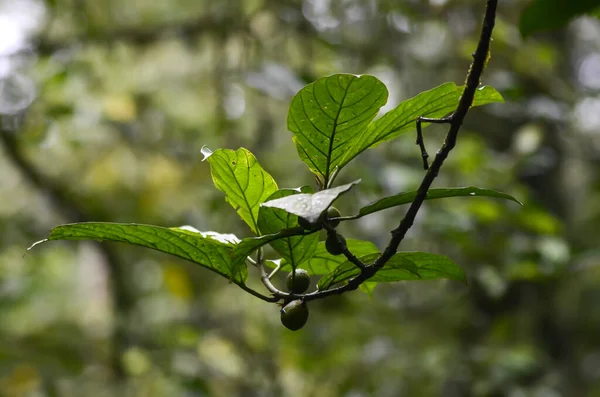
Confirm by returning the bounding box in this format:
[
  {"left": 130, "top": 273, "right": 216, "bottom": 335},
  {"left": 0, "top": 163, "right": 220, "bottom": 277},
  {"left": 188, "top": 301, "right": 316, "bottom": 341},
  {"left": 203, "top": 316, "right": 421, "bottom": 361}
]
[
  {"left": 258, "top": 189, "right": 319, "bottom": 268},
  {"left": 519, "top": 0, "right": 600, "bottom": 37},
  {"left": 338, "top": 83, "right": 504, "bottom": 169},
  {"left": 269, "top": 239, "right": 380, "bottom": 274},
  {"left": 352, "top": 187, "right": 522, "bottom": 219},
  {"left": 28, "top": 223, "right": 248, "bottom": 285},
  {"left": 205, "top": 147, "right": 278, "bottom": 234},
  {"left": 288, "top": 74, "right": 388, "bottom": 184},
  {"left": 261, "top": 180, "right": 360, "bottom": 223},
  {"left": 317, "top": 252, "right": 465, "bottom": 290}
]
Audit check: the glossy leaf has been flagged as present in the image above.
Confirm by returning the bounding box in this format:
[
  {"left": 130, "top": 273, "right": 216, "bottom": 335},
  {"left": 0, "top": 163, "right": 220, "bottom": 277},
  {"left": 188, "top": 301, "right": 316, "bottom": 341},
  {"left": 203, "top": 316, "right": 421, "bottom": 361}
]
[
  {"left": 338, "top": 83, "right": 504, "bottom": 168},
  {"left": 317, "top": 252, "right": 465, "bottom": 290},
  {"left": 205, "top": 147, "right": 278, "bottom": 234},
  {"left": 258, "top": 188, "right": 319, "bottom": 268},
  {"left": 353, "top": 186, "right": 522, "bottom": 219},
  {"left": 261, "top": 180, "right": 360, "bottom": 223},
  {"left": 28, "top": 223, "right": 248, "bottom": 285},
  {"left": 519, "top": 0, "right": 600, "bottom": 37},
  {"left": 288, "top": 74, "right": 388, "bottom": 184}
]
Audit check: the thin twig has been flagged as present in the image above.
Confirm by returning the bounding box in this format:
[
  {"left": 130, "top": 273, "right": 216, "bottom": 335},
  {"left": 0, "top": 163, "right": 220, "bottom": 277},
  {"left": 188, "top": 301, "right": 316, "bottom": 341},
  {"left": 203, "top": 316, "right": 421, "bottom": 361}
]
[
  {"left": 416, "top": 116, "right": 453, "bottom": 170},
  {"left": 256, "top": 247, "right": 297, "bottom": 300},
  {"left": 239, "top": 283, "right": 280, "bottom": 302},
  {"left": 268, "top": 261, "right": 282, "bottom": 279},
  {"left": 323, "top": 225, "right": 366, "bottom": 270}
]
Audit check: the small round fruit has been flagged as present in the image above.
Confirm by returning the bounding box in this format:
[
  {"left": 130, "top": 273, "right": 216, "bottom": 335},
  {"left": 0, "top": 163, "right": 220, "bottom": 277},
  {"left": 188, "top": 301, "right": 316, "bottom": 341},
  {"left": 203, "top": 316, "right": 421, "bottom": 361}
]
[
  {"left": 280, "top": 300, "right": 309, "bottom": 331},
  {"left": 286, "top": 268, "right": 311, "bottom": 294},
  {"left": 325, "top": 206, "right": 341, "bottom": 228},
  {"left": 298, "top": 216, "right": 323, "bottom": 231},
  {"left": 297, "top": 216, "right": 312, "bottom": 229},
  {"left": 325, "top": 233, "right": 346, "bottom": 256}
]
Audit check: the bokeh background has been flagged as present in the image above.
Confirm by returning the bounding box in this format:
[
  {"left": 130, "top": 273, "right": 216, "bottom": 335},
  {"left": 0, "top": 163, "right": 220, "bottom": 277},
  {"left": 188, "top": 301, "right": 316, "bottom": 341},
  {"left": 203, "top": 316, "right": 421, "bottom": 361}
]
[{"left": 1, "top": 0, "right": 600, "bottom": 396}]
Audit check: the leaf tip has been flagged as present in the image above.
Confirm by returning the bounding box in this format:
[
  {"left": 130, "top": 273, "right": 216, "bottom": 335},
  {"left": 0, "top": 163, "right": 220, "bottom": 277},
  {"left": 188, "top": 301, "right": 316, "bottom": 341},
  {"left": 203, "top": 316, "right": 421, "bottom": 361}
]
[
  {"left": 479, "top": 85, "right": 505, "bottom": 103},
  {"left": 201, "top": 145, "right": 213, "bottom": 161}
]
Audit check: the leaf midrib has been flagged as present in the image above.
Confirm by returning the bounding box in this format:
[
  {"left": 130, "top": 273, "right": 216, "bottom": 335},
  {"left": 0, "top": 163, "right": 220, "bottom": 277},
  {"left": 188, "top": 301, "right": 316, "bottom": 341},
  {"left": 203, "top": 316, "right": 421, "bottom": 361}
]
[
  {"left": 222, "top": 150, "right": 260, "bottom": 233},
  {"left": 324, "top": 77, "right": 353, "bottom": 185}
]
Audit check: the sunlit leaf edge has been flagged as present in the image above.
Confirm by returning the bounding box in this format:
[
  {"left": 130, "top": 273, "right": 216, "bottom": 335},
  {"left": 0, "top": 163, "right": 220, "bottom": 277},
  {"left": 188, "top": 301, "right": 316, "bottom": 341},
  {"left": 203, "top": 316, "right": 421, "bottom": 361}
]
[{"left": 29, "top": 222, "right": 248, "bottom": 285}]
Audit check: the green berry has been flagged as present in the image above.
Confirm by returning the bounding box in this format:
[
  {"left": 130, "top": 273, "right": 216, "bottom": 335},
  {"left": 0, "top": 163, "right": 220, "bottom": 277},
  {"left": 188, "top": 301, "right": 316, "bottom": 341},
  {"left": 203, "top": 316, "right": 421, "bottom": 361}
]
[
  {"left": 280, "top": 300, "right": 309, "bottom": 331},
  {"left": 286, "top": 268, "right": 311, "bottom": 294},
  {"left": 298, "top": 216, "right": 322, "bottom": 231},
  {"left": 325, "top": 233, "right": 346, "bottom": 256},
  {"left": 325, "top": 206, "right": 341, "bottom": 228}
]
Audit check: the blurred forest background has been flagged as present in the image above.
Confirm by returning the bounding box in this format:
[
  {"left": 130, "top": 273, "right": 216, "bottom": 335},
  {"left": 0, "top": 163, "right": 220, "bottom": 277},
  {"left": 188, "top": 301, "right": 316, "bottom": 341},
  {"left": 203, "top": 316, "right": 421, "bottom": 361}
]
[{"left": 1, "top": 0, "right": 600, "bottom": 396}]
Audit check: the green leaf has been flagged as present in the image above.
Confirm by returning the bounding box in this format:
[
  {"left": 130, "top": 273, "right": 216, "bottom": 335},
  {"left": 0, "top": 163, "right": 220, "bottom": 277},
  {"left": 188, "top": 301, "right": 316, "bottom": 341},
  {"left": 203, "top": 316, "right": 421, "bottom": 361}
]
[
  {"left": 258, "top": 189, "right": 319, "bottom": 268},
  {"left": 371, "top": 252, "right": 465, "bottom": 282},
  {"left": 315, "top": 253, "right": 398, "bottom": 290},
  {"left": 317, "top": 252, "right": 465, "bottom": 290},
  {"left": 519, "top": 0, "right": 600, "bottom": 37},
  {"left": 261, "top": 180, "right": 360, "bottom": 223},
  {"left": 205, "top": 147, "right": 278, "bottom": 234},
  {"left": 353, "top": 186, "right": 522, "bottom": 219},
  {"left": 230, "top": 227, "right": 309, "bottom": 272},
  {"left": 471, "top": 86, "right": 505, "bottom": 107},
  {"left": 29, "top": 223, "right": 248, "bottom": 285},
  {"left": 338, "top": 83, "right": 504, "bottom": 168},
  {"left": 270, "top": 239, "right": 380, "bottom": 274},
  {"left": 288, "top": 74, "right": 388, "bottom": 184}
]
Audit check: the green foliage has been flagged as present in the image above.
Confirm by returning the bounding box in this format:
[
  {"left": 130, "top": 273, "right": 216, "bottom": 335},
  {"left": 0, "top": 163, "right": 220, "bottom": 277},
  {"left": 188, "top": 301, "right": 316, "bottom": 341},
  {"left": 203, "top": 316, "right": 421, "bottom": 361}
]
[
  {"left": 519, "top": 0, "right": 600, "bottom": 37},
  {"left": 272, "top": 239, "right": 380, "bottom": 274},
  {"left": 317, "top": 252, "right": 466, "bottom": 290},
  {"left": 11, "top": 1, "right": 600, "bottom": 394},
  {"left": 343, "top": 84, "right": 503, "bottom": 166},
  {"left": 31, "top": 73, "right": 515, "bottom": 326},
  {"left": 288, "top": 77, "right": 503, "bottom": 184},
  {"left": 205, "top": 147, "right": 278, "bottom": 234},
  {"left": 29, "top": 223, "right": 248, "bottom": 284},
  {"left": 288, "top": 74, "right": 387, "bottom": 186},
  {"left": 354, "top": 186, "right": 522, "bottom": 219},
  {"left": 229, "top": 228, "right": 307, "bottom": 273}
]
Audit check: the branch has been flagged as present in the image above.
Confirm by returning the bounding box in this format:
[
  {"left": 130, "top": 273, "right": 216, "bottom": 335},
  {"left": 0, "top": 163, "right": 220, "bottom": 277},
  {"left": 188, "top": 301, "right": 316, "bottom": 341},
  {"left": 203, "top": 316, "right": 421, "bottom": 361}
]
[
  {"left": 301, "top": 0, "right": 498, "bottom": 302},
  {"left": 239, "top": 283, "right": 280, "bottom": 303},
  {"left": 255, "top": 248, "right": 307, "bottom": 302}
]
